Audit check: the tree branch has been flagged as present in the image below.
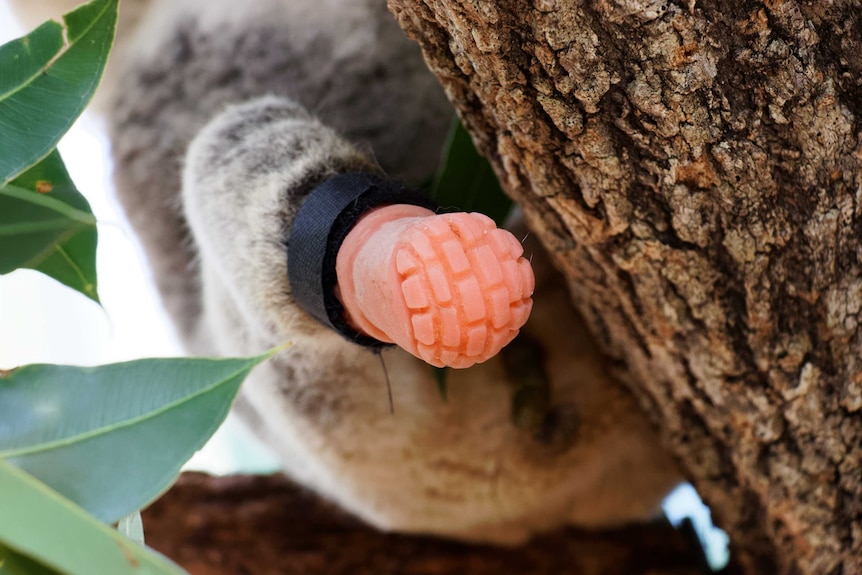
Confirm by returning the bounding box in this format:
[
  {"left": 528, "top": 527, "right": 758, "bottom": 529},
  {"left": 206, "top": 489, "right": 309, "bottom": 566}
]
[{"left": 143, "top": 473, "right": 708, "bottom": 575}]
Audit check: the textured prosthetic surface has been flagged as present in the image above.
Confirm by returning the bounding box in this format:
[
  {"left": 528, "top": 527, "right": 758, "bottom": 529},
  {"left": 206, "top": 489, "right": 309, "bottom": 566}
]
[
  {"left": 336, "top": 207, "right": 535, "bottom": 368},
  {"left": 9, "top": 0, "right": 681, "bottom": 544}
]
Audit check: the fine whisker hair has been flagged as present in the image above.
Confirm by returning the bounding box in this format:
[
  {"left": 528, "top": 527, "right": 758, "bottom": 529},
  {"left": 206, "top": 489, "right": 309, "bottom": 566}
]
[{"left": 377, "top": 349, "right": 395, "bottom": 414}]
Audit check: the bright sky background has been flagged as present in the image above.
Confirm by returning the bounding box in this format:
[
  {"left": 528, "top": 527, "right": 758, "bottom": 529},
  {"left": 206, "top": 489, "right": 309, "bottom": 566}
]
[{"left": 0, "top": 2, "right": 727, "bottom": 567}]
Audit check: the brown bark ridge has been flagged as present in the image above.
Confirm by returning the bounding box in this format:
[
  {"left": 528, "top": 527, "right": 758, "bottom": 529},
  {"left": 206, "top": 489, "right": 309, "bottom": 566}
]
[
  {"left": 143, "top": 472, "right": 707, "bottom": 575},
  {"left": 385, "top": 1, "right": 862, "bottom": 574}
]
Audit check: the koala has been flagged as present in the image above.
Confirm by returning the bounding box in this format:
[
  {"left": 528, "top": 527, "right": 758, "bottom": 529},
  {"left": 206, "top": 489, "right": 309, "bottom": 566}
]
[{"left": 11, "top": 0, "right": 680, "bottom": 544}]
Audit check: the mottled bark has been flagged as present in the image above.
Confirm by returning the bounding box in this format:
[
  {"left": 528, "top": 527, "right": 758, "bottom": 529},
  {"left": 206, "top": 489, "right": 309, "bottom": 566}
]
[
  {"left": 143, "top": 473, "right": 705, "bottom": 575},
  {"left": 385, "top": 1, "right": 862, "bottom": 573}
]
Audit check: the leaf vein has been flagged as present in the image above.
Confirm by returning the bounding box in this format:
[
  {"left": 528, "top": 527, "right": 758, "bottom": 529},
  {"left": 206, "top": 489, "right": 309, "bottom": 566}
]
[{"left": 0, "top": 363, "right": 256, "bottom": 458}]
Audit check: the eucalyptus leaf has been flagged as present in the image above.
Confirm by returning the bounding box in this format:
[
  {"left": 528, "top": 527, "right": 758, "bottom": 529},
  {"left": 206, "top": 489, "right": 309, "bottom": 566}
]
[
  {"left": 0, "top": 0, "right": 118, "bottom": 184},
  {"left": 0, "top": 352, "right": 274, "bottom": 524},
  {"left": 117, "top": 511, "right": 145, "bottom": 545},
  {"left": 0, "top": 543, "right": 62, "bottom": 575},
  {"left": 0, "top": 150, "right": 99, "bottom": 302},
  {"left": 0, "top": 460, "right": 188, "bottom": 575},
  {"left": 429, "top": 116, "right": 513, "bottom": 227}
]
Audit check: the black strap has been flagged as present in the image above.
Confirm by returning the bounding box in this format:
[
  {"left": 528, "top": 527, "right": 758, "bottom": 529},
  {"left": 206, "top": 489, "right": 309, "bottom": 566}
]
[{"left": 287, "top": 173, "right": 437, "bottom": 348}]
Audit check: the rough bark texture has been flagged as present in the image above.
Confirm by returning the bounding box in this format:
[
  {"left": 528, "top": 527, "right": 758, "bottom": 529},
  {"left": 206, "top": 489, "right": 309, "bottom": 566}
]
[
  {"left": 385, "top": 1, "right": 862, "bottom": 574},
  {"left": 143, "top": 473, "right": 707, "bottom": 575}
]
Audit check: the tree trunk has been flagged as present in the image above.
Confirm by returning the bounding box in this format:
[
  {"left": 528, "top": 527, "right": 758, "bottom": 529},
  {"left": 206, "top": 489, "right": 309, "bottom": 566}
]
[
  {"left": 385, "top": 1, "right": 862, "bottom": 573},
  {"left": 143, "top": 473, "right": 707, "bottom": 575}
]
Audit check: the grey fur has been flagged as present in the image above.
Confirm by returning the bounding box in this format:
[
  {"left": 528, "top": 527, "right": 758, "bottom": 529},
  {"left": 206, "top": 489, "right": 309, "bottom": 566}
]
[{"left": 10, "top": 0, "right": 681, "bottom": 543}]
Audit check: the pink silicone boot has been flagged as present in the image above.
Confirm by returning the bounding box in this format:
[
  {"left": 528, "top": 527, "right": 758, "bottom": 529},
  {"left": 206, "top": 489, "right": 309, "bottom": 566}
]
[{"left": 336, "top": 205, "right": 534, "bottom": 368}]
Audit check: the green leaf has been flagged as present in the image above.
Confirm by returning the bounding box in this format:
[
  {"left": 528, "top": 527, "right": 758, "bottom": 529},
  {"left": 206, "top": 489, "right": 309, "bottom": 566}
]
[
  {"left": 117, "top": 511, "right": 145, "bottom": 545},
  {"left": 0, "top": 543, "right": 62, "bottom": 575},
  {"left": 0, "top": 0, "right": 118, "bottom": 184},
  {"left": 429, "top": 116, "right": 513, "bottom": 227},
  {"left": 0, "top": 460, "right": 188, "bottom": 575},
  {"left": 0, "top": 353, "right": 274, "bottom": 524},
  {"left": 0, "top": 150, "right": 99, "bottom": 302}
]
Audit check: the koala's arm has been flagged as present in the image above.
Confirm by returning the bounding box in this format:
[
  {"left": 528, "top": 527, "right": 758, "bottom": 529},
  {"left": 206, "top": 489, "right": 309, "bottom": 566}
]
[
  {"left": 181, "top": 97, "right": 681, "bottom": 542},
  {"left": 80, "top": 0, "right": 681, "bottom": 543},
  {"left": 181, "top": 96, "right": 376, "bottom": 352}
]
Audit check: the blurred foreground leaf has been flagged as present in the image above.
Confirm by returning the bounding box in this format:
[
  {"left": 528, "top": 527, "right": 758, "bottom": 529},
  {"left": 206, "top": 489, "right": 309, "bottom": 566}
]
[
  {"left": 0, "top": 353, "right": 274, "bottom": 523},
  {"left": 0, "top": 543, "right": 61, "bottom": 575},
  {"left": 0, "top": 150, "right": 99, "bottom": 302},
  {"left": 117, "top": 511, "right": 145, "bottom": 545},
  {"left": 0, "top": 459, "right": 187, "bottom": 575},
  {"left": 0, "top": 0, "right": 118, "bottom": 184}
]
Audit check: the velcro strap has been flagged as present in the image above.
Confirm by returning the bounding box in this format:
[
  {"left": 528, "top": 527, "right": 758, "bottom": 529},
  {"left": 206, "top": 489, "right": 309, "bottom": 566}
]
[{"left": 287, "top": 172, "right": 437, "bottom": 348}]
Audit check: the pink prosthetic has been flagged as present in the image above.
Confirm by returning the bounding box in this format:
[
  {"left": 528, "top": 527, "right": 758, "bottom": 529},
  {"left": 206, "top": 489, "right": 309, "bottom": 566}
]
[{"left": 336, "top": 205, "right": 534, "bottom": 368}]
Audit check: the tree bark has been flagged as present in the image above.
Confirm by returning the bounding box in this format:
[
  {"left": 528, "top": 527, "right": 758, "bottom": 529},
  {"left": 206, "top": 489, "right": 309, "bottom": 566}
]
[
  {"left": 143, "top": 472, "right": 707, "bottom": 575},
  {"left": 385, "top": 1, "right": 862, "bottom": 574}
]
